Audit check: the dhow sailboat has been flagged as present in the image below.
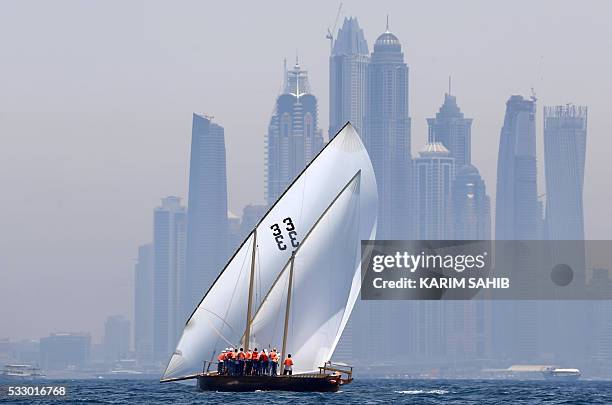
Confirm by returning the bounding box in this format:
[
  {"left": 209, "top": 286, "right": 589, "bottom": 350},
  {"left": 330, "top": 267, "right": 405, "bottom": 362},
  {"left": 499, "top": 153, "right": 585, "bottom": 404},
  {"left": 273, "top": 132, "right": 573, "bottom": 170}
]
[{"left": 160, "top": 123, "right": 377, "bottom": 392}]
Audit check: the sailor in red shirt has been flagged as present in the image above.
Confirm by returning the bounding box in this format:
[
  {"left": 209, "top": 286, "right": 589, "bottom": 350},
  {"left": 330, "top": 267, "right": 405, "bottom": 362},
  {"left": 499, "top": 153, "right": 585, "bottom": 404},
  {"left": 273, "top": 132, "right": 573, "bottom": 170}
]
[{"left": 260, "top": 350, "right": 269, "bottom": 375}]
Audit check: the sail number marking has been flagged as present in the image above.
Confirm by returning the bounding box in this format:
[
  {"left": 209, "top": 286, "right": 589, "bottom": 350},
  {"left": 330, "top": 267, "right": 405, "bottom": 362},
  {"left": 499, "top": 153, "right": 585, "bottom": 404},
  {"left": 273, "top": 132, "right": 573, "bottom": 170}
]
[{"left": 270, "top": 217, "right": 299, "bottom": 251}]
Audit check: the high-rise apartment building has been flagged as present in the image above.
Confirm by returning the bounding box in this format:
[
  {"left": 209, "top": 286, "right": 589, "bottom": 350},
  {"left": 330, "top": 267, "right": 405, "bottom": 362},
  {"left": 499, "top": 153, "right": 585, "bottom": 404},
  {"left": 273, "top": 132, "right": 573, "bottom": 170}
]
[
  {"left": 543, "top": 104, "right": 587, "bottom": 240},
  {"left": 184, "top": 115, "right": 229, "bottom": 319},
  {"left": 134, "top": 243, "right": 153, "bottom": 366},
  {"left": 452, "top": 165, "right": 491, "bottom": 240},
  {"left": 153, "top": 196, "right": 186, "bottom": 364},
  {"left": 427, "top": 92, "right": 473, "bottom": 168},
  {"left": 496, "top": 95, "right": 539, "bottom": 240},
  {"left": 265, "top": 59, "right": 324, "bottom": 204},
  {"left": 365, "top": 24, "right": 412, "bottom": 239},
  {"left": 329, "top": 17, "right": 369, "bottom": 138},
  {"left": 494, "top": 95, "right": 540, "bottom": 363},
  {"left": 414, "top": 142, "right": 454, "bottom": 240}
]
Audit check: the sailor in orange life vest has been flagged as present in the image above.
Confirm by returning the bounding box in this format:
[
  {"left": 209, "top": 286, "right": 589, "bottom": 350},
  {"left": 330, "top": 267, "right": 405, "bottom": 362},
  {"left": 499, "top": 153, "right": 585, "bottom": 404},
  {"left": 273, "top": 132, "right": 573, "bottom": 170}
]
[
  {"left": 225, "top": 348, "right": 233, "bottom": 375},
  {"left": 251, "top": 348, "right": 259, "bottom": 375},
  {"left": 237, "top": 348, "right": 246, "bottom": 376},
  {"left": 245, "top": 349, "right": 253, "bottom": 375},
  {"left": 283, "top": 354, "right": 294, "bottom": 376},
  {"left": 269, "top": 348, "right": 279, "bottom": 376},
  {"left": 217, "top": 349, "right": 226, "bottom": 374},
  {"left": 217, "top": 347, "right": 284, "bottom": 377}
]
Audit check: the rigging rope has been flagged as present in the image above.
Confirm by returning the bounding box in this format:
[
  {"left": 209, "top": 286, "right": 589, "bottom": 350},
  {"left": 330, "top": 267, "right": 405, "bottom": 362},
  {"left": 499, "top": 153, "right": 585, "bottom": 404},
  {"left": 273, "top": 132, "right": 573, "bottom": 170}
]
[{"left": 209, "top": 234, "right": 253, "bottom": 361}]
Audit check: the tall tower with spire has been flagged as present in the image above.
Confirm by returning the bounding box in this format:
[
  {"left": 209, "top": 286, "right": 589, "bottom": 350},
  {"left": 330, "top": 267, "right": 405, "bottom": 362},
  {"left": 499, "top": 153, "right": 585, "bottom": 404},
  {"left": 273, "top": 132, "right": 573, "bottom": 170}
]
[
  {"left": 329, "top": 17, "right": 369, "bottom": 139},
  {"left": 265, "top": 58, "right": 324, "bottom": 205},
  {"left": 427, "top": 89, "right": 473, "bottom": 168},
  {"left": 365, "top": 19, "right": 412, "bottom": 239}
]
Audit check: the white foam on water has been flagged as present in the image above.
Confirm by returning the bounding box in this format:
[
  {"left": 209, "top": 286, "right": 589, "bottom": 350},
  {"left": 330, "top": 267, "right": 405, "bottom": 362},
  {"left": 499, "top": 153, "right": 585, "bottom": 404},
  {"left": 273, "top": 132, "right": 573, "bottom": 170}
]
[{"left": 395, "top": 389, "right": 449, "bottom": 395}]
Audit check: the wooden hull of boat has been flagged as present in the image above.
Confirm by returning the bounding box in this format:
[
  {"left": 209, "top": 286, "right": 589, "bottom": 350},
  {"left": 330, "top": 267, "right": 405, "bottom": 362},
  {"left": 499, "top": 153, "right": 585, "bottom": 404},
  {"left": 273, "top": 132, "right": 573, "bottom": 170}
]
[{"left": 197, "top": 374, "right": 346, "bottom": 392}]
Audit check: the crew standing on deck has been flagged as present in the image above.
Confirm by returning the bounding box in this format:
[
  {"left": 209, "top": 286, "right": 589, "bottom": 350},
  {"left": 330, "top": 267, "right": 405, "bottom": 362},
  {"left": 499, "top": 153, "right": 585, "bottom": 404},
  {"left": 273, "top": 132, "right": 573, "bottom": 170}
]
[
  {"left": 237, "top": 348, "right": 246, "bottom": 375},
  {"left": 217, "top": 349, "right": 226, "bottom": 374},
  {"left": 220, "top": 345, "right": 288, "bottom": 377},
  {"left": 283, "top": 354, "right": 294, "bottom": 375},
  {"left": 233, "top": 348, "right": 239, "bottom": 375},
  {"left": 252, "top": 348, "right": 259, "bottom": 375},
  {"left": 270, "top": 348, "right": 278, "bottom": 376},
  {"left": 226, "top": 348, "right": 234, "bottom": 375},
  {"left": 260, "top": 350, "right": 269, "bottom": 375},
  {"left": 245, "top": 349, "right": 253, "bottom": 375}
]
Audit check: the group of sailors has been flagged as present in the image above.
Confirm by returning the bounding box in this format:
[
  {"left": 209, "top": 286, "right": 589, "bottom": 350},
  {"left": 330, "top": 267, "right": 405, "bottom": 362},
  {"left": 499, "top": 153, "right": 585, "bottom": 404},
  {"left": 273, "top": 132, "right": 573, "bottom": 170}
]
[{"left": 217, "top": 347, "right": 294, "bottom": 376}]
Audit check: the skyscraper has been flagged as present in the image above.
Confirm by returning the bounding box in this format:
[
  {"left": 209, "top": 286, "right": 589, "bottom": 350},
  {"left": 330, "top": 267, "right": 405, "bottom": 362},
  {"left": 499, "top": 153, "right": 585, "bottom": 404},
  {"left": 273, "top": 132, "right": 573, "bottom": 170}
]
[
  {"left": 427, "top": 92, "right": 473, "bottom": 168},
  {"left": 413, "top": 142, "right": 455, "bottom": 361},
  {"left": 450, "top": 164, "right": 492, "bottom": 361},
  {"left": 542, "top": 105, "right": 588, "bottom": 365},
  {"left": 452, "top": 165, "right": 491, "bottom": 240},
  {"left": 329, "top": 17, "right": 369, "bottom": 138},
  {"left": 494, "top": 95, "right": 539, "bottom": 362},
  {"left": 328, "top": 18, "right": 370, "bottom": 361},
  {"left": 104, "top": 315, "right": 131, "bottom": 363},
  {"left": 265, "top": 59, "right": 324, "bottom": 205},
  {"left": 184, "top": 114, "right": 228, "bottom": 318},
  {"left": 543, "top": 104, "right": 587, "bottom": 240},
  {"left": 365, "top": 23, "right": 412, "bottom": 239},
  {"left": 134, "top": 243, "right": 153, "bottom": 366},
  {"left": 591, "top": 269, "right": 612, "bottom": 377},
  {"left": 496, "top": 95, "right": 539, "bottom": 240},
  {"left": 414, "top": 142, "right": 454, "bottom": 240},
  {"left": 153, "top": 196, "right": 186, "bottom": 364}
]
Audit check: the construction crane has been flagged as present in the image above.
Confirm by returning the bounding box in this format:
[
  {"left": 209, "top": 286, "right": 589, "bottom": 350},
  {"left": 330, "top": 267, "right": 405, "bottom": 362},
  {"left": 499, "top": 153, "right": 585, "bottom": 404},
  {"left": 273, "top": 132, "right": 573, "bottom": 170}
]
[{"left": 326, "top": 3, "right": 343, "bottom": 51}]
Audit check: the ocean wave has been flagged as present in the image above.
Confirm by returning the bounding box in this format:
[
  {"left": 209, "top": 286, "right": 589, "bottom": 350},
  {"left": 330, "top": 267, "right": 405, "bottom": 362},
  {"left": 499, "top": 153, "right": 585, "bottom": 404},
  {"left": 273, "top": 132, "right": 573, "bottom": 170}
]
[{"left": 395, "top": 389, "right": 449, "bottom": 395}]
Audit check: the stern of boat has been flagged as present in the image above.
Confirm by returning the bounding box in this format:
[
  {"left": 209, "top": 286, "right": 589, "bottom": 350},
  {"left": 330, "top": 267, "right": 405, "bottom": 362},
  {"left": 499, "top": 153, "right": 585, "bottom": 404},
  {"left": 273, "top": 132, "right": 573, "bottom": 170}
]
[{"left": 318, "top": 361, "right": 353, "bottom": 385}]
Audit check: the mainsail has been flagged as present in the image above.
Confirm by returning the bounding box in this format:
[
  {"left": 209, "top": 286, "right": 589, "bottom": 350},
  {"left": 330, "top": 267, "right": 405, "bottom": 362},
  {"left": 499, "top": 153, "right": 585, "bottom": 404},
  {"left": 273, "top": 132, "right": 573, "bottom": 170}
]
[
  {"left": 162, "top": 123, "right": 377, "bottom": 381},
  {"left": 247, "top": 173, "right": 362, "bottom": 373}
]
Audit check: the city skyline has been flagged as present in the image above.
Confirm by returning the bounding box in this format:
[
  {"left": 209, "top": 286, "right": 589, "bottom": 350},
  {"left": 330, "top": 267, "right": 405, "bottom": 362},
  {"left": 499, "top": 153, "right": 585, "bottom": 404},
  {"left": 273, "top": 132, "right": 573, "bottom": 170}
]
[{"left": 2, "top": 0, "right": 611, "bottom": 346}]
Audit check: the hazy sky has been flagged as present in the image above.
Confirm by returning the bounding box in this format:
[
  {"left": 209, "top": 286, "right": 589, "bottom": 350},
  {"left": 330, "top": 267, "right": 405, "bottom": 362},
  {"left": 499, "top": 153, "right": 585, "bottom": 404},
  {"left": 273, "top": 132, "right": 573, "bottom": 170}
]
[{"left": 1, "top": 0, "right": 611, "bottom": 342}]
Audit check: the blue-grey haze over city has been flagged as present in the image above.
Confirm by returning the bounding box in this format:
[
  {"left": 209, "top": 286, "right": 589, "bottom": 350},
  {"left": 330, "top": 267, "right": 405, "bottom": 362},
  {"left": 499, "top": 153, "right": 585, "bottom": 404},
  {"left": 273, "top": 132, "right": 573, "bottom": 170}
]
[{"left": 1, "top": 0, "right": 612, "bottom": 378}]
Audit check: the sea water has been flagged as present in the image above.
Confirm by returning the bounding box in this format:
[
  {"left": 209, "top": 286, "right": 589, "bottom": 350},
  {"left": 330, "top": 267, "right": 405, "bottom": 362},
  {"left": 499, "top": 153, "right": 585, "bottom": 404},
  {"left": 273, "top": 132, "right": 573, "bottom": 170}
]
[{"left": 2, "top": 378, "right": 611, "bottom": 404}]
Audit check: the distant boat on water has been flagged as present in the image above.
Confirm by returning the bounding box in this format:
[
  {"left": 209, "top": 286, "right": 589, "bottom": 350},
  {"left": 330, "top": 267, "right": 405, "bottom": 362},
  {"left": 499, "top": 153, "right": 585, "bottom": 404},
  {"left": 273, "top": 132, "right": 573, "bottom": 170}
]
[
  {"left": 0, "top": 364, "right": 45, "bottom": 382},
  {"left": 542, "top": 367, "right": 581, "bottom": 381},
  {"left": 482, "top": 365, "right": 582, "bottom": 381}
]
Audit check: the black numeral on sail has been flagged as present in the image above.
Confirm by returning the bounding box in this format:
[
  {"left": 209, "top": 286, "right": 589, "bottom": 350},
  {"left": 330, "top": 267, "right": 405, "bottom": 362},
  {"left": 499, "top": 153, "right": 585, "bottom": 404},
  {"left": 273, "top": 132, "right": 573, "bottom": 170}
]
[
  {"left": 270, "top": 223, "right": 287, "bottom": 250},
  {"left": 283, "top": 217, "right": 299, "bottom": 248},
  {"left": 270, "top": 217, "right": 299, "bottom": 251}
]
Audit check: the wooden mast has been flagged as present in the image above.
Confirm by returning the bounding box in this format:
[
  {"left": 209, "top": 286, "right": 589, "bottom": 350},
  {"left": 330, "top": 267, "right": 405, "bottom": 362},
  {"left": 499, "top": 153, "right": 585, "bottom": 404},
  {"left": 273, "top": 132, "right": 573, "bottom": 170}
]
[
  {"left": 280, "top": 251, "right": 295, "bottom": 375},
  {"left": 243, "top": 229, "right": 257, "bottom": 351}
]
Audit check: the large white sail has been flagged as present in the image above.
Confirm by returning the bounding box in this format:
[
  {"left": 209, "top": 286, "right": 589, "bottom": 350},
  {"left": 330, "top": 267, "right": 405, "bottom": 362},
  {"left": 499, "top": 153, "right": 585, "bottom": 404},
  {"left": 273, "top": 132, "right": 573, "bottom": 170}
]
[
  {"left": 162, "top": 123, "right": 377, "bottom": 380},
  {"left": 248, "top": 174, "right": 361, "bottom": 373}
]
